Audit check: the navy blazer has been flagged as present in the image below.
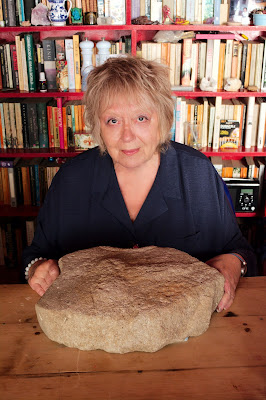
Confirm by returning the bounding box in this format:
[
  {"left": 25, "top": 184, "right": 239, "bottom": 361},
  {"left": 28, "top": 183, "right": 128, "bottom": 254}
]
[{"left": 23, "top": 142, "right": 256, "bottom": 275}]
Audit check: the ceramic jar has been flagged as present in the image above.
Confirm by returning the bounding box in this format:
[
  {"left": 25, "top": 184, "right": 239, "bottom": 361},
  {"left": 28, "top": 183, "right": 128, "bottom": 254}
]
[{"left": 48, "top": 0, "right": 72, "bottom": 26}]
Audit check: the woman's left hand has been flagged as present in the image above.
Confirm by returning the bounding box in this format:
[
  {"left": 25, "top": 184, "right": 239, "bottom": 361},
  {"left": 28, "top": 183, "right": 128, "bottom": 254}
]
[{"left": 206, "top": 254, "right": 242, "bottom": 312}]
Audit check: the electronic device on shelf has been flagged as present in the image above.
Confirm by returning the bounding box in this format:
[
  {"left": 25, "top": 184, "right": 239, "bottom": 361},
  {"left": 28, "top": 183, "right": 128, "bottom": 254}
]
[{"left": 224, "top": 179, "right": 260, "bottom": 212}]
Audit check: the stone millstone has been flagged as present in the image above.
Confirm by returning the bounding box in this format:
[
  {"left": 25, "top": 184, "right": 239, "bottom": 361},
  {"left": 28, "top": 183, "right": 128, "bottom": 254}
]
[{"left": 35, "top": 246, "right": 224, "bottom": 353}]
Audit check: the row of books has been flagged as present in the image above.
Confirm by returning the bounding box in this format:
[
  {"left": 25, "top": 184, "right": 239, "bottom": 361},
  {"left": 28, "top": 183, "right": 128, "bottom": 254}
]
[
  {"left": 0, "top": 158, "right": 62, "bottom": 208},
  {"left": 0, "top": 95, "right": 265, "bottom": 151},
  {"left": 132, "top": 0, "right": 227, "bottom": 25},
  {"left": 210, "top": 156, "right": 264, "bottom": 179},
  {"left": 0, "top": 219, "right": 35, "bottom": 270},
  {"left": 0, "top": 33, "right": 131, "bottom": 92},
  {"left": 0, "top": 155, "right": 263, "bottom": 210},
  {"left": 0, "top": 98, "right": 88, "bottom": 150},
  {"left": 171, "top": 96, "right": 266, "bottom": 150},
  {"left": 0, "top": 0, "right": 126, "bottom": 27},
  {"left": 139, "top": 37, "right": 266, "bottom": 91}
]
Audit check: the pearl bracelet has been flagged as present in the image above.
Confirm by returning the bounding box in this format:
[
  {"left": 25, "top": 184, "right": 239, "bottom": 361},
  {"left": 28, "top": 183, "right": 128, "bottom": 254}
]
[{"left": 25, "top": 257, "right": 47, "bottom": 280}]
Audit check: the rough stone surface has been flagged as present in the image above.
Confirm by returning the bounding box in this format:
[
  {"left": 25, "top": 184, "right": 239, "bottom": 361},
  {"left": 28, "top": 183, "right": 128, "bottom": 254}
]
[{"left": 35, "top": 246, "right": 225, "bottom": 353}]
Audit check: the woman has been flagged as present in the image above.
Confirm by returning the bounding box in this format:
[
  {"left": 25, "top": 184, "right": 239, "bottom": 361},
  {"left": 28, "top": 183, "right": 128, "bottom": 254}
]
[{"left": 23, "top": 56, "right": 256, "bottom": 312}]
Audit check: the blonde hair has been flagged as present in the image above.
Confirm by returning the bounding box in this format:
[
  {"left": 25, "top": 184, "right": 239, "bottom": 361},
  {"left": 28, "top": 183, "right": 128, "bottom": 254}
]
[{"left": 83, "top": 56, "right": 174, "bottom": 153}]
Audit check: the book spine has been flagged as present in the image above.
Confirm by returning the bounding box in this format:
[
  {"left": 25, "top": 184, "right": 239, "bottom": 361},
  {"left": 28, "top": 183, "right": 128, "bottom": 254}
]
[
  {"left": 7, "top": 0, "right": 16, "bottom": 26},
  {"left": 65, "top": 39, "right": 75, "bottom": 89},
  {"left": 0, "top": 103, "right": 6, "bottom": 149},
  {"left": 205, "top": 39, "right": 214, "bottom": 80},
  {"left": 5, "top": 44, "right": 13, "bottom": 89},
  {"left": 212, "top": 96, "right": 222, "bottom": 150},
  {"left": 14, "top": 102, "right": 23, "bottom": 148},
  {"left": 257, "top": 100, "right": 266, "bottom": 149},
  {"left": 248, "top": 43, "right": 257, "bottom": 87},
  {"left": 24, "top": 33, "right": 36, "bottom": 92},
  {"left": 9, "top": 44, "right": 19, "bottom": 89},
  {"left": 26, "top": 102, "right": 39, "bottom": 148},
  {"left": 217, "top": 42, "right": 225, "bottom": 90},
  {"left": 3, "top": 102, "right": 11, "bottom": 148},
  {"left": 261, "top": 41, "right": 266, "bottom": 91},
  {"left": 231, "top": 41, "right": 239, "bottom": 79},
  {"left": 211, "top": 39, "right": 220, "bottom": 89},
  {"left": 73, "top": 35, "right": 81, "bottom": 90},
  {"left": 24, "top": 0, "right": 35, "bottom": 22},
  {"left": 2, "top": 0, "right": 8, "bottom": 26},
  {"left": 181, "top": 39, "right": 192, "bottom": 86},
  {"left": 254, "top": 43, "right": 264, "bottom": 89},
  {"left": 20, "top": 37, "right": 29, "bottom": 91},
  {"left": 0, "top": 45, "right": 6, "bottom": 88},
  {"left": 244, "top": 43, "right": 252, "bottom": 89},
  {"left": 213, "top": 0, "right": 220, "bottom": 25},
  {"left": 34, "top": 164, "right": 40, "bottom": 207},
  {"left": 223, "top": 39, "right": 233, "bottom": 85},
  {"left": 36, "top": 101, "right": 49, "bottom": 148},
  {"left": 15, "top": 35, "right": 24, "bottom": 90},
  {"left": 42, "top": 39, "right": 57, "bottom": 90},
  {"left": 3, "top": 45, "right": 10, "bottom": 88},
  {"left": 20, "top": 102, "right": 29, "bottom": 148},
  {"left": 240, "top": 42, "right": 248, "bottom": 88},
  {"left": 7, "top": 167, "right": 17, "bottom": 207},
  {"left": 56, "top": 98, "right": 65, "bottom": 149},
  {"left": 244, "top": 97, "right": 255, "bottom": 149}
]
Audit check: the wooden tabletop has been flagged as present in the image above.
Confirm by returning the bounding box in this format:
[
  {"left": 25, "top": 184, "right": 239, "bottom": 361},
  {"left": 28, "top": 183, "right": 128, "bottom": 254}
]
[{"left": 0, "top": 277, "right": 265, "bottom": 400}]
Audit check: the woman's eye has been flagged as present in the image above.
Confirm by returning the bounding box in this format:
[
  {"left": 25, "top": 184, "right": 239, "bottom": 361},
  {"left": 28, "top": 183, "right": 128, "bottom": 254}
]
[
  {"left": 137, "top": 116, "right": 148, "bottom": 122},
  {"left": 107, "top": 118, "right": 118, "bottom": 125}
]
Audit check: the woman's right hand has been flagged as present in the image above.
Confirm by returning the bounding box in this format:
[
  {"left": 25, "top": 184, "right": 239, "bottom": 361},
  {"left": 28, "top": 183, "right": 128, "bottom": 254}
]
[{"left": 28, "top": 259, "right": 60, "bottom": 296}]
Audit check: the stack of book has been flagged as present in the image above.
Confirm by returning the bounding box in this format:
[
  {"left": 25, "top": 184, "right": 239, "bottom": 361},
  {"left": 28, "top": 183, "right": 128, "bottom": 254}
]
[
  {"left": 0, "top": 157, "right": 62, "bottom": 208},
  {"left": 0, "top": 0, "right": 126, "bottom": 27},
  {"left": 140, "top": 36, "right": 266, "bottom": 92},
  {"left": 171, "top": 96, "right": 266, "bottom": 150},
  {"left": 0, "top": 33, "right": 131, "bottom": 93}
]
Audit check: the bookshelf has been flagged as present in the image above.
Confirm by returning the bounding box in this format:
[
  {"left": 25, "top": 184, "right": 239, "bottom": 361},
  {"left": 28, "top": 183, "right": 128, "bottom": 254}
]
[{"left": 0, "top": 0, "right": 266, "bottom": 281}]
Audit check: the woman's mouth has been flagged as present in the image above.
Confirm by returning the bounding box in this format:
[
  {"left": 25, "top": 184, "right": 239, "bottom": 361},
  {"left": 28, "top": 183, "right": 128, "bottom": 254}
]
[{"left": 122, "top": 149, "right": 139, "bottom": 156}]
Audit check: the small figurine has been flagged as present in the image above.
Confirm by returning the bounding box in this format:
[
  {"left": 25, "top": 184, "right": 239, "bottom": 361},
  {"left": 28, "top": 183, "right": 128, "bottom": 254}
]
[
  {"left": 224, "top": 78, "right": 242, "bottom": 92},
  {"left": 200, "top": 77, "right": 217, "bottom": 92}
]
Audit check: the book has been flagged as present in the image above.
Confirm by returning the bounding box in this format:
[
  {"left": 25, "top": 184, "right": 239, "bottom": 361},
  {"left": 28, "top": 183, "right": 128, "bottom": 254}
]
[
  {"left": 244, "top": 42, "right": 252, "bottom": 89},
  {"left": 212, "top": 96, "right": 222, "bottom": 150},
  {"left": 254, "top": 43, "right": 264, "bottom": 89},
  {"left": 20, "top": 36, "right": 29, "bottom": 91},
  {"left": 24, "top": 0, "right": 35, "bottom": 23},
  {"left": 21, "top": 99, "right": 39, "bottom": 149},
  {"left": 219, "top": 119, "right": 240, "bottom": 149},
  {"left": 181, "top": 39, "right": 192, "bottom": 86},
  {"left": 73, "top": 34, "right": 81, "bottom": 90},
  {"left": 231, "top": 41, "right": 239, "bottom": 79},
  {"left": 205, "top": 39, "right": 214, "bottom": 80},
  {"left": 260, "top": 37, "right": 266, "bottom": 91},
  {"left": 223, "top": 39, "right": 233, "bottom": 85},
  {"left": 7, "top": 0, "right": 16, "bottom": 26},
  {"left": 211, "top": 39, "right": 220, "bottom": 89},
  {"left": 217, "top": 42, "right": 226, "bottom": 90},
  {"left": 109, "top": 0, "right": 126, "bottom": 24},
  {"left": 42, "top": 38, "right": 57, "bottom": 90},
  {"left": 24, "top": 33, "right": 37, "bottom": 92},
  {"left": 248, "top": 42, "right": 257, "bottom": 87},
  {"left": 36, "top": 98, "right": 51, "bottom": 148},
  {"left": 5, "top": 43, "right": 13, "bottom": 89},
  {"left": 256, "top": 98, "right": 266, "bottom": 149},
  {"left": 240, "top": 41, "right": 248, "bottom": 88},
  {"left": 244, "top": 97, "right": 255, "bottom": 149},
  {"left": 9, "top": 44, "right": 19, "bottom": 89}
]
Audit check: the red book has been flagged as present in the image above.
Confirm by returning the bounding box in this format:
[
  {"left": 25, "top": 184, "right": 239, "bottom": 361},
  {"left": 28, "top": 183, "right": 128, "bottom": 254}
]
[{"left": 56, "top": 98, "right": 65, "bottom": 149}]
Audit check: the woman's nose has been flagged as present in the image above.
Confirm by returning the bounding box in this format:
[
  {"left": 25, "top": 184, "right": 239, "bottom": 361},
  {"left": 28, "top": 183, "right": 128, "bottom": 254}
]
[{"left": 122, "top": 122, "right": 135, "bottom": 141}]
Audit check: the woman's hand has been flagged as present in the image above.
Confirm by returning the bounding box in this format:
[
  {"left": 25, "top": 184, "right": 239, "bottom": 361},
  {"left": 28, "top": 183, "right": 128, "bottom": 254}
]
[
  {"left": 28, "top": 259, "right": 60, "bottom": 297},
  {"left": 206, "top": 254, "right": 242, "bottom": 312}
]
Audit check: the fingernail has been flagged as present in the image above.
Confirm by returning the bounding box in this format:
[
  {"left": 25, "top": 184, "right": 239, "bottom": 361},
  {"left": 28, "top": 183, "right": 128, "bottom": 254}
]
[{"left": 216, "top": 307, "right": 220, "bottom": 312}]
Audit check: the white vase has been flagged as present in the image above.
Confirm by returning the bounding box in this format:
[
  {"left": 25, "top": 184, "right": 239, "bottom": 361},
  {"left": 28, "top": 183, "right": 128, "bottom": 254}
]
[{"left": 48, "top": 0, "right": 72, "bottom": 27}]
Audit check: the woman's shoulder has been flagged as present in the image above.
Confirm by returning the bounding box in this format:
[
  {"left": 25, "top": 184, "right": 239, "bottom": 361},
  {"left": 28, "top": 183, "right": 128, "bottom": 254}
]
[{"left": 168, "top": 141, "right": 211, "bottom": 163}]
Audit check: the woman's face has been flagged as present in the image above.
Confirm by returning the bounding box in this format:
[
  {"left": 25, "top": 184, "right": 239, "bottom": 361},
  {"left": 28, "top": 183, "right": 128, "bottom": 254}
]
[{"left": 100, "top": 97, "right": 161, "bottom": 171}]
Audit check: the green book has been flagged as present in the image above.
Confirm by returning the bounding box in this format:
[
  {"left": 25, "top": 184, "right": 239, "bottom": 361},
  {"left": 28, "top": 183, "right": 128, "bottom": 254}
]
[{"left": 24, "top": 33, "right": 36, "bottom": 92}]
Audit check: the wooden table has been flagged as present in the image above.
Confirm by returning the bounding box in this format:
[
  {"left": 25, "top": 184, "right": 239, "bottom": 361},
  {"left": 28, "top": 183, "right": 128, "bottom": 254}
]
[{"left": 0, "top": 277, "right": 265, "bottom": 400}]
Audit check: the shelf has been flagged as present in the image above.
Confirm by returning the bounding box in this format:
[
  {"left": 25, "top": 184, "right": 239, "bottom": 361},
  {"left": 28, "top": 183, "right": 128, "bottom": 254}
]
[
  {"left": 0, "top": 147, "right": 265, "bottom": 159},
  {"left": 0, "top": 205, "right": 39, "bottom": 217},
  {"left": 1, "top": 88, "right": 265, "bottom": 99},
  {"left": 0, "top": 90, "right": 84, "bottom": 98},
  {"left": 0, "top": 24, "right": 265, "bottom": 33},
  {"left": 201, "top": 147, "right": 266, "bottom": 159},
  {"left": 0, "top": 148, "right": 78, "bottom": 158},
  {"left": 0, "top": 205, "right": 260, "bottom": 219}
]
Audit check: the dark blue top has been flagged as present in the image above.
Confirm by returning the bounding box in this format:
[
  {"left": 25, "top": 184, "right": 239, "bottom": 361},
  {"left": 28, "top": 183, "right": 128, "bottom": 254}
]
[{"left": 23, "top": 142, "right": 256, "bottom": 275}]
